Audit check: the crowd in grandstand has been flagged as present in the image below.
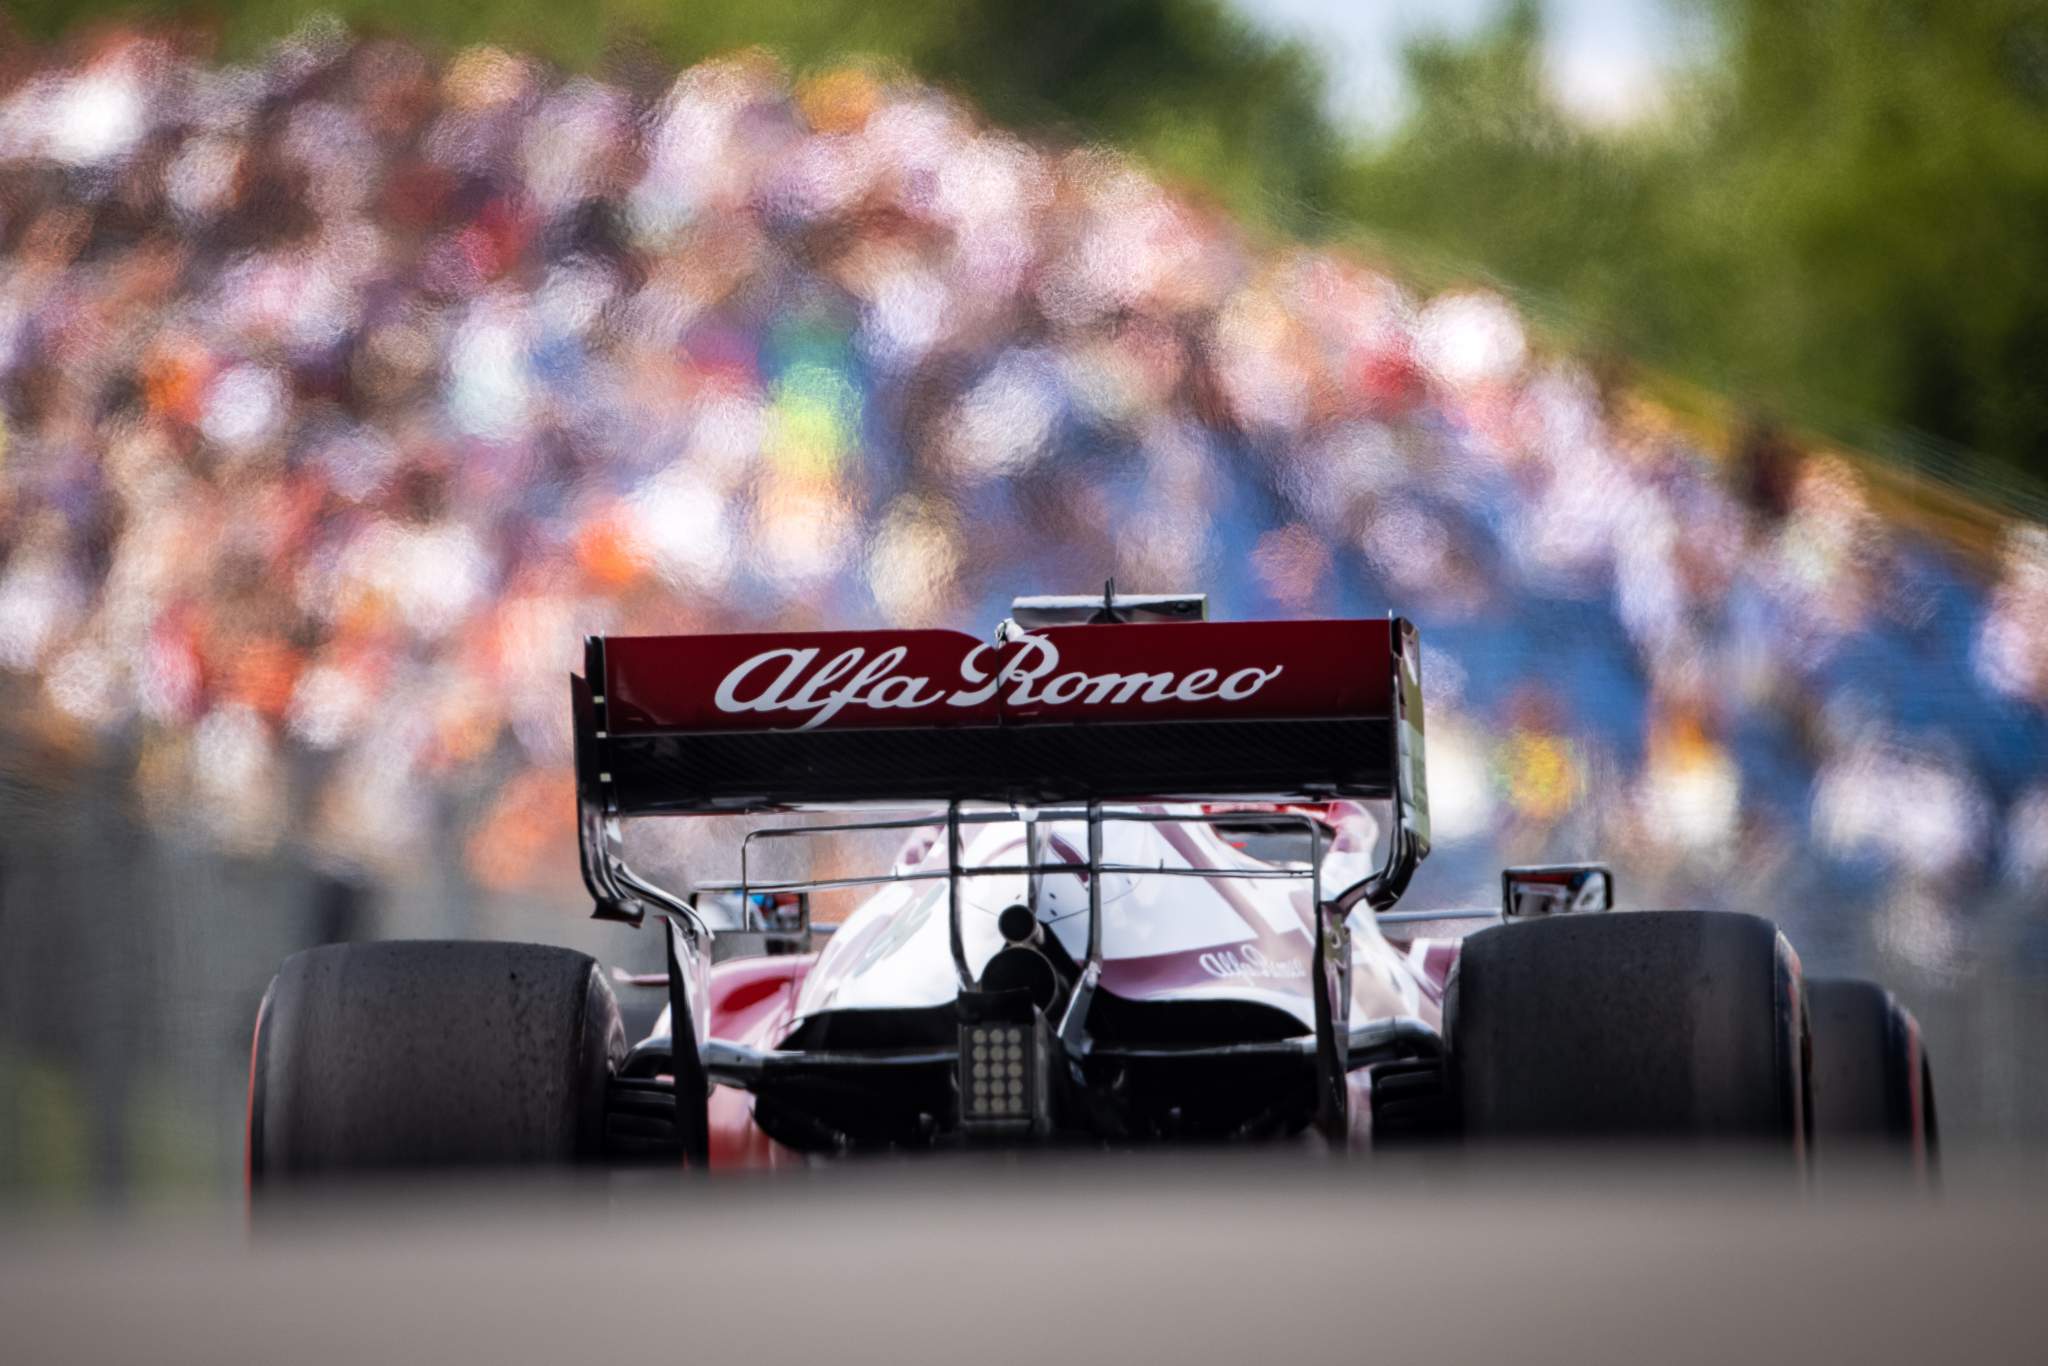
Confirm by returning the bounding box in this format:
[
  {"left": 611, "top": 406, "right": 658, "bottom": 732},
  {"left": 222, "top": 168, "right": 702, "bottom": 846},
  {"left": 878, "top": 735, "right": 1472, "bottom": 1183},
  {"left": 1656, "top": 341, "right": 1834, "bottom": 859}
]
[{"left": 1, "top": 26, "right": 2043, "bottom": 957}]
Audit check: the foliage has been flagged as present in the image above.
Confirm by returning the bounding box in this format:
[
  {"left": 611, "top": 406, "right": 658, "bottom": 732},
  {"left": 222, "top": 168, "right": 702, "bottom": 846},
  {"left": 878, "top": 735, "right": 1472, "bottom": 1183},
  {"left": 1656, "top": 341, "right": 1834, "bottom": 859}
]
[{"left": 1344, "top": 0, "right": 2048, "bottom": 501}]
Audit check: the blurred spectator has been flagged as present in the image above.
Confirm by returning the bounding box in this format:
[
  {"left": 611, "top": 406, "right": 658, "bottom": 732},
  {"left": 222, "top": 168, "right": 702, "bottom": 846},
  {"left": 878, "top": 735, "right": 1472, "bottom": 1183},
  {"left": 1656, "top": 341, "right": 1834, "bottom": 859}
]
[{"left": 0, "top": 24, "right": 2041, "bottom": 927}]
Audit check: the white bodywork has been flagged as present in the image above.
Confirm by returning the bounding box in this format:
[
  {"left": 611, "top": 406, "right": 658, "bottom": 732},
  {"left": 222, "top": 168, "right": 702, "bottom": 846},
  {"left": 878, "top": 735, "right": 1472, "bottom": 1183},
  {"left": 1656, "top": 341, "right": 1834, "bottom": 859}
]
[{"left": 789, "top": 804, "right": 1418, "bottom": 1034}]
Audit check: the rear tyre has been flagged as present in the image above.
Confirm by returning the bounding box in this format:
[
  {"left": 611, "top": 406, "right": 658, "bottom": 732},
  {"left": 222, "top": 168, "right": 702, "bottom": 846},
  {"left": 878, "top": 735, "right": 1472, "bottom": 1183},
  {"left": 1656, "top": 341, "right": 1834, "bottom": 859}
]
[
  {"left": 248, "top": 940, "right": 624, "bottom": 1181},
  {"left": 1447, "top": 911, "right": 1808, "bottom": 1150},
  {"left": 1806, "top": 976, "right": 1936, "bottom": 1167}
]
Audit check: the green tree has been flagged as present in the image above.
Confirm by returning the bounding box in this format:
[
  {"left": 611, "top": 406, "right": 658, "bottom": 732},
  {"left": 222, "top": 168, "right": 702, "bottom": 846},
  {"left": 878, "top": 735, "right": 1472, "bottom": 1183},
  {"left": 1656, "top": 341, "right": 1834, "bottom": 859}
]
[{"left": 1346, "top": 0, "right": 2048, "bottom": 500}]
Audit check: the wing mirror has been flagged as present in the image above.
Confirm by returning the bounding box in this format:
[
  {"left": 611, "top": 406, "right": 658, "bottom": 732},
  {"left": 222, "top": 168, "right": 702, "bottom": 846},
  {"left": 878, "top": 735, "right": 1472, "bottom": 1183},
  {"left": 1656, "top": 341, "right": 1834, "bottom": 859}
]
[
  {"left": 1501, "top": 864, "right": 1613, "bottom": 920},
  {"left": 688, "top": 887, "right": 813, "bottom": 961}
]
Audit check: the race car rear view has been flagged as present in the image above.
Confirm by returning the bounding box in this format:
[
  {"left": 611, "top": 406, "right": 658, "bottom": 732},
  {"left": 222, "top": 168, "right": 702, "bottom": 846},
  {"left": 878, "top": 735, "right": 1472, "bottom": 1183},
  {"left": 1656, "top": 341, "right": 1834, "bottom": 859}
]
[{"left": 246, "top": 592, "right": 1936, "bottom": 1178}]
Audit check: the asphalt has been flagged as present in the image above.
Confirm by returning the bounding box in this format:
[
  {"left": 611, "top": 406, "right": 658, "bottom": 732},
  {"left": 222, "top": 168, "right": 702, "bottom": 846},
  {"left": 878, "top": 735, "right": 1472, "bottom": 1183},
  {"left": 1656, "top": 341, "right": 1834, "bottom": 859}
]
[{"left": 2, "top": 1152, "right": 2042, "bottom": 1366}]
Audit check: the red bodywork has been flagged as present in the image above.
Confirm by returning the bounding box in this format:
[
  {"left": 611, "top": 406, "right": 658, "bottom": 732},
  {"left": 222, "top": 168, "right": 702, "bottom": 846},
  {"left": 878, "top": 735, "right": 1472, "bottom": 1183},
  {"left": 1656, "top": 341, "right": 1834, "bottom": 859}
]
[
  {"left": 602, "top": 620, "right": 1394, "bottom": 737},
  {"left": 701, "top": 957, "right": 813, "bottom": 1169}
]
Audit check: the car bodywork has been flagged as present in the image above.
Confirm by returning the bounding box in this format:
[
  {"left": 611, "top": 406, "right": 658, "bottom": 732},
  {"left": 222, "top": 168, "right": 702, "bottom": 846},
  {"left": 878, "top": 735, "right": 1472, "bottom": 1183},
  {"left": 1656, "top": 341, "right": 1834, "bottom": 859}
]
[{"left": 575, "top": 600, "right": 1504, "bottom": 1165}]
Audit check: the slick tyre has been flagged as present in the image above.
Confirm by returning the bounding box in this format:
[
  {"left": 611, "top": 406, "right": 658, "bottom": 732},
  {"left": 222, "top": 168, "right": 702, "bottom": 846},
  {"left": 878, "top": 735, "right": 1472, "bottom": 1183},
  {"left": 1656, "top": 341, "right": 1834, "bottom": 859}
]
[
  {"left": 248, "top": 940, "right": 624, "bottom": 1181},
  {"left": 1446, "top": 911, "right": 1809, "bottom": 1150},
  {"left": 1806, "top": 976, "right": 1936, "bottom": 1168}
]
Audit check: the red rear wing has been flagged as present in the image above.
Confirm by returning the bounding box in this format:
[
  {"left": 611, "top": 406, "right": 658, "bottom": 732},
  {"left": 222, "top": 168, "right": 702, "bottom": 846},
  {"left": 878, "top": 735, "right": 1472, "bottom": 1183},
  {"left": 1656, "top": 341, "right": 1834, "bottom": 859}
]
[{"left": 573, "top": 617, "right": 1423, "bottom": 815}]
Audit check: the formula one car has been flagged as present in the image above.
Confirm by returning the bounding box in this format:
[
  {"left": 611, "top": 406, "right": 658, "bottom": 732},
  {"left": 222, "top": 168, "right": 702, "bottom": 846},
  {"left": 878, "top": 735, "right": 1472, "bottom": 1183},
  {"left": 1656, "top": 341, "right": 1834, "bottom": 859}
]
[{"left": 246, "top": 592, "right": 1936, "bottom": 1178}]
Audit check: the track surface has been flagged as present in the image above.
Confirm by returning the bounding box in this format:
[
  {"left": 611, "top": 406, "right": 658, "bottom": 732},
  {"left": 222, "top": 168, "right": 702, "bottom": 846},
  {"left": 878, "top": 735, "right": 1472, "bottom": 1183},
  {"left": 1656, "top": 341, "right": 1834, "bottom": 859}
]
[{"left": 2, "top": 1154, "right": 2041, "bottom": 1366}]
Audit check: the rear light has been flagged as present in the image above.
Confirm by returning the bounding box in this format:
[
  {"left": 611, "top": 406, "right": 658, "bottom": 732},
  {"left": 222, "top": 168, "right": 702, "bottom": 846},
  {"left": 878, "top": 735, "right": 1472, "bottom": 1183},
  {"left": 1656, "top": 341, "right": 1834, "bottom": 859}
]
[
  {"left": 956, "top": 992, "right": 1055, "bottom": 1138},
  {"left": 961, "top": 1023, "right": 1033, "bottom": 1121}
]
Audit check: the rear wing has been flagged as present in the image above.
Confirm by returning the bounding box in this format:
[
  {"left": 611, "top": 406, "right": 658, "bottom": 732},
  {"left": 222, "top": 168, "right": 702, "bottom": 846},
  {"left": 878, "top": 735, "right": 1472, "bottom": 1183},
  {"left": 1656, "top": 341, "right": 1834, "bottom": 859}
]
[{"left": 571, "top": 616, "right": 1429, "bottom": 925}]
